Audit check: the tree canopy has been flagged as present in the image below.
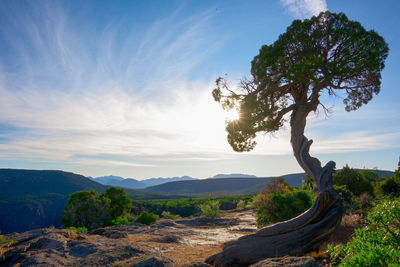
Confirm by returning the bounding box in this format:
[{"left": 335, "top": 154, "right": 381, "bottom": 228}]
[
  {"left": 62, "top": 187, "right": 132, "bottom": 229},
  {"left": 213, "top": 11, "right": 388, "bottom": 152}
]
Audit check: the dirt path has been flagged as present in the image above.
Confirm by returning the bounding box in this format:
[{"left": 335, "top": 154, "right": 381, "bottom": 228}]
[{"left": 127, "top": 209, "right": 257, "bottom": 265}]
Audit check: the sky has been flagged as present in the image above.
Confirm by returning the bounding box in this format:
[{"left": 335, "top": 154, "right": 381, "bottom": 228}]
[{"left": 0, "top": 0, "right": 399, "bottom": 179}]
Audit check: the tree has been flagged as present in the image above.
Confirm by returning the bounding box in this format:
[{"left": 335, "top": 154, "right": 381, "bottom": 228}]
[
  {"left": 62, "top": 187, "right": 132, "bottom": 229},
  {"left": 61, "top": 190, "right": 110, "bottom": 229},
  {"left": 207, "top": 11, "right": 388, "bottom": 266},
  {"left": 333, "top": 166, "right": 374, "bottom": 197},
  {"left": 101, "top": 187, "right": 132, "bottom": 219}
]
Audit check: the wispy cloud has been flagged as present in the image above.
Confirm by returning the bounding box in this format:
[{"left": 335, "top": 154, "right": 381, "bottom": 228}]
[{"left": 280, "top": 0, "right": 327, "bottom": 18}]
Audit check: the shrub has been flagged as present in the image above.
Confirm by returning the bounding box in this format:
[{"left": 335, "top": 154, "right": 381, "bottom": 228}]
[
  {"left": 255, "top": 189, "right": 313, "bottom": 228},
  {"left": 199, "top": 201, "right": 220, "bottom": 219},
  {"left": 236, "top": 200, "right": 247, "bottom": 210},
  {"left": 0, "top": 231, "right": 15, "bottom": 245},
  {"left": 135, "top": 211, "right": 159, "bottom": 225},
  {"left": 62, "top": 190, "right": 109, "bottom": 229},
  {"left": 328, "top": 198, "right": 400, "bottom": 266},
  {"left": 333, "top": 166, "right": 374, "bottom": 197},
  {"left": 100, "top": 187, "right": 132, "bottom": 219},
  {"left": 333, "top": 185, "right": 354, "bottom": 211},
  {"left": 111, "top": 216, "right": 130, "bottom": 226},
  {"left": 161, "top": 211, "right": 181, "bottom": 219},
  {"left": 62, "top": 187, "right": 132, "bottom": 229},
  {"left": 64, "top": 226, "right": 88, "bottom": 233},
  {"left": 379, "top": 169, "right": 400, "bottom": 197}
]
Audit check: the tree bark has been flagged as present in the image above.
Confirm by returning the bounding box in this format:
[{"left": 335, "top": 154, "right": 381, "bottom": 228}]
[{"left": 206, "top": 106, "right": 343, "bottom": 267}]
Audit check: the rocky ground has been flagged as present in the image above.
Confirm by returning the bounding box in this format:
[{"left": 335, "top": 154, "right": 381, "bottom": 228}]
[{"left": 0, "top": 210, "right": 336, "bottom": 266}]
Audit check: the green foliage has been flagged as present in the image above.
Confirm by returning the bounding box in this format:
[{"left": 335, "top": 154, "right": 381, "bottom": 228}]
[
  {"left": 333, "top": 166, "right": 374, "bottom": 197},
  {"left": 199, "top": 201, "right": 220, "bottom": 219},
  {"left": 161, "top": 211, "right": 181, "bottom": 219},
  {"left": 213, "top": 11, "right": 388, "bottom": 152},
  {"left": 378, "top": 169, "right": 400, "bottom": 197},
  {"left": 132, "top": 195, "right": 252, "bottom": 218},
  {"left": 64, "top": 226, "right": 88, "bottom": 233},
  {"left": 111, "top": 216, "right": 130, "bottom": 226},
  {"left": 135, "top": 211, "right": 159, "bottom": 225},
  {"left": 329, "top": 198, "right": 400, "bottom": 266},
  {"left": 61, "top": 190, "right": 109, "bottom": 229},
  {"left": 236, "top": 200, "right": 247, "bottom": 210},
  {"left": 301, "top": 176, "right": 316, "bottom": 192},
  {"left": 62, "top": 187, "right": 132, "bottom": 229},
  {"left": 101, "top": 187, "right": 132, "bottom": 219},
  {"left": 255, "top": 189, "right": 312, "bottom": 228},
  {"left": 0, "top": 231, "right": 15, "bottom": 245},
  {"left": 333, "top": 185, "right": 354, "bottom": 211}
]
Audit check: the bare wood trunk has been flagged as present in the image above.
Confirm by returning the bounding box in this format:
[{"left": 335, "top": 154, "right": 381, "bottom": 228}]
[{"left": 206, "top": 106, "right": 343, "bottom": 267}]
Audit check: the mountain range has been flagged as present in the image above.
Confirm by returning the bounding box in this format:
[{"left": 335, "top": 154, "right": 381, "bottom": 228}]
[
  {"left": 89, "top": 175, "right": 197, "bottom": 189},
  {"left": 1, "top": 168, "right": 394, "bottom": 234},
  {"left": 0, "top": 169, "right": 180, "bottom": 234}
]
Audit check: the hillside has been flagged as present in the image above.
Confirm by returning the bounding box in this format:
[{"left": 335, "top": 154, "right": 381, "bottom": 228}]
[
  {"left": 91, "top": 175, "right": 197, "bottom": 189},
  {"left": 0, "top": 169, "right": 177, "bottom": 234},
  {"left": 144, "top": 177, "right": 279, "bottom": 197}
]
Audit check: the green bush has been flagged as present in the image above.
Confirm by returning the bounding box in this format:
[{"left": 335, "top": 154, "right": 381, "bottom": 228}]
[
  {"left": 161, "top": 211, "right": 181, "bottom": 219},
  {"left": 0, "top": 231, "right": 15, "bottom": 245},
  {"left": 333, "top": 185, "right": 354, "bottom": 211},
  {"left": 255, "top": 189, "right": 313, "bottom": 228},
  {"left": 111, "top": 216, "right": 130, "bottom": 226},
  {"left": 64, "top": 226, "right": 88, "bottom": 233},
  {"left": 62, "top": 187, "right": 132, "bottom": 229},
  {"left": 199, "top": 201, "right": 220, "bottom": 219},
  {"left": 333, "top": 166, "right": 374, "bottom": 197},
  {"left": 379, "top": 169, "right": 400, "bottom": 197},
  {"left": 328, "top": 198, "right": 400, "bottom": 266},
  {"left": 236, "top": 200, "right": 247, "bottom": 210},
  {"left": 135, "top": 211, "right": 159, "bottom": 225},
  {"left": 101, "top": 187, "right": 132, "bottom": 219},
  {"left": 61, "top": 190, "right": 109, "bottom": 229}
]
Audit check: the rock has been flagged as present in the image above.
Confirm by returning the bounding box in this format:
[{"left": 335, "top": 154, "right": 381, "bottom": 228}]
[
  {"left": 0, "top": 228, "right": 175, "bottom": 267},
  {"left": 150, "top": 234, "right": 182, "bottom": 243},
  {"left": 181, "top": 262, "right": 213, "bottom": 267},
  {"left": 133, "top": 255, "right": 175, "bottom": 267},
  {"left": 249, "top": 256, "right": 320, "bottom": 267},
  {"left": 219, "top": 201, "right": 237, "bottom": 210}
]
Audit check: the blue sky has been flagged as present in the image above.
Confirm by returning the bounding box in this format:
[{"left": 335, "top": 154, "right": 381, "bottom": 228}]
[{"left": 0, "top": 0, "right": 399, "bottom": 179}]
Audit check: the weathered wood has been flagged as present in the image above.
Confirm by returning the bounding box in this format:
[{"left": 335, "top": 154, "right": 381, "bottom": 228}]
[
  {"left": 206, "top": 107, "right": 343, "bottom": 267},
  {"left": 206, "top": 190, "right": 342, "bottom": 267}
]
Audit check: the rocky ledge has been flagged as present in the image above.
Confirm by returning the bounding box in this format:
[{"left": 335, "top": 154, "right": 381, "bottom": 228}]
[{"left": 0, "top": 210, "right": 321, "bottom": 266}]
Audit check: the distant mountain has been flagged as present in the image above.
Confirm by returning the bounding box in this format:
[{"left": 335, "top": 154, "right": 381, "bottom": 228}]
[
  {"left": 91, "top": 175, "right": 124, "bottom": 184},
  {"left": 91, "top": 175, "right": 147, "bottom": 189},
  {"left": 143, "top": 177, "right": 300, "bottom": 197},
  {"left": 0, "top": 169, "right": 179, "bottom": 234},
  {"left": 210, "top": 174, "right": 258, "bottom": 179},
  {"left": 141, "top": 176, "right": 197, "bottom": 187},
  {"left": 90, "top": 175, "right": 197, "bottom": 189}
]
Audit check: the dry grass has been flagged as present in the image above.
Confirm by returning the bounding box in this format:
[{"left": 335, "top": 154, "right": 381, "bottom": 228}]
[
  {"left": 164, "top": 243, "right": 223, "bottom": 265},
  {"left": 125, "top": 231, "right": 226, "bottom": 265}
]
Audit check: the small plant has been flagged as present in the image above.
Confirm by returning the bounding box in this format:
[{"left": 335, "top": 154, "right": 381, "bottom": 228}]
[
  {"left": 135, "top": 211, "right": 159, "bottom": 225},
  {"left": 255, "top": 189, "right": 312, "bottom": 228},
  {"left": 64, "top": 226, "right": 88, "bottom": 233},
  {"left": 161, "top": 211, "right": 181, "bottom": 219},
  {"left": 111, "top": 216, "right": 130, "bottom": 226},
  {"left": 199, "top": 201, "right": 220, "bottom": 219},
  {"left": 236, "top": 200, "right": 247, "bottom": 210},
  {"left": 328, "top": 198, "right": 400, "bottom": 266}
]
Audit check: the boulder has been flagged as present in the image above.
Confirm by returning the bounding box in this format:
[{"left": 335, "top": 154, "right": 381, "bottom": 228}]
[{"left": 249, "top": 256, "right": 320, "bottom": 267}]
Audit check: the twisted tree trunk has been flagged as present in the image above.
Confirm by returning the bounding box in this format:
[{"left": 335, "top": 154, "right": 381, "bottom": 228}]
[{"left": 206, "top": 105, "right": 343, "bottom": 267}]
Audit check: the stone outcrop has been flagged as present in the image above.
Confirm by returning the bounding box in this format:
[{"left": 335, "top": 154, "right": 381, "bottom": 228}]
[
  {"left": 249, "top": 256, "right": 320, "bottom": 267},
  {"left": 0, "top": 228, "right": 175, "bottom": 267}
]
